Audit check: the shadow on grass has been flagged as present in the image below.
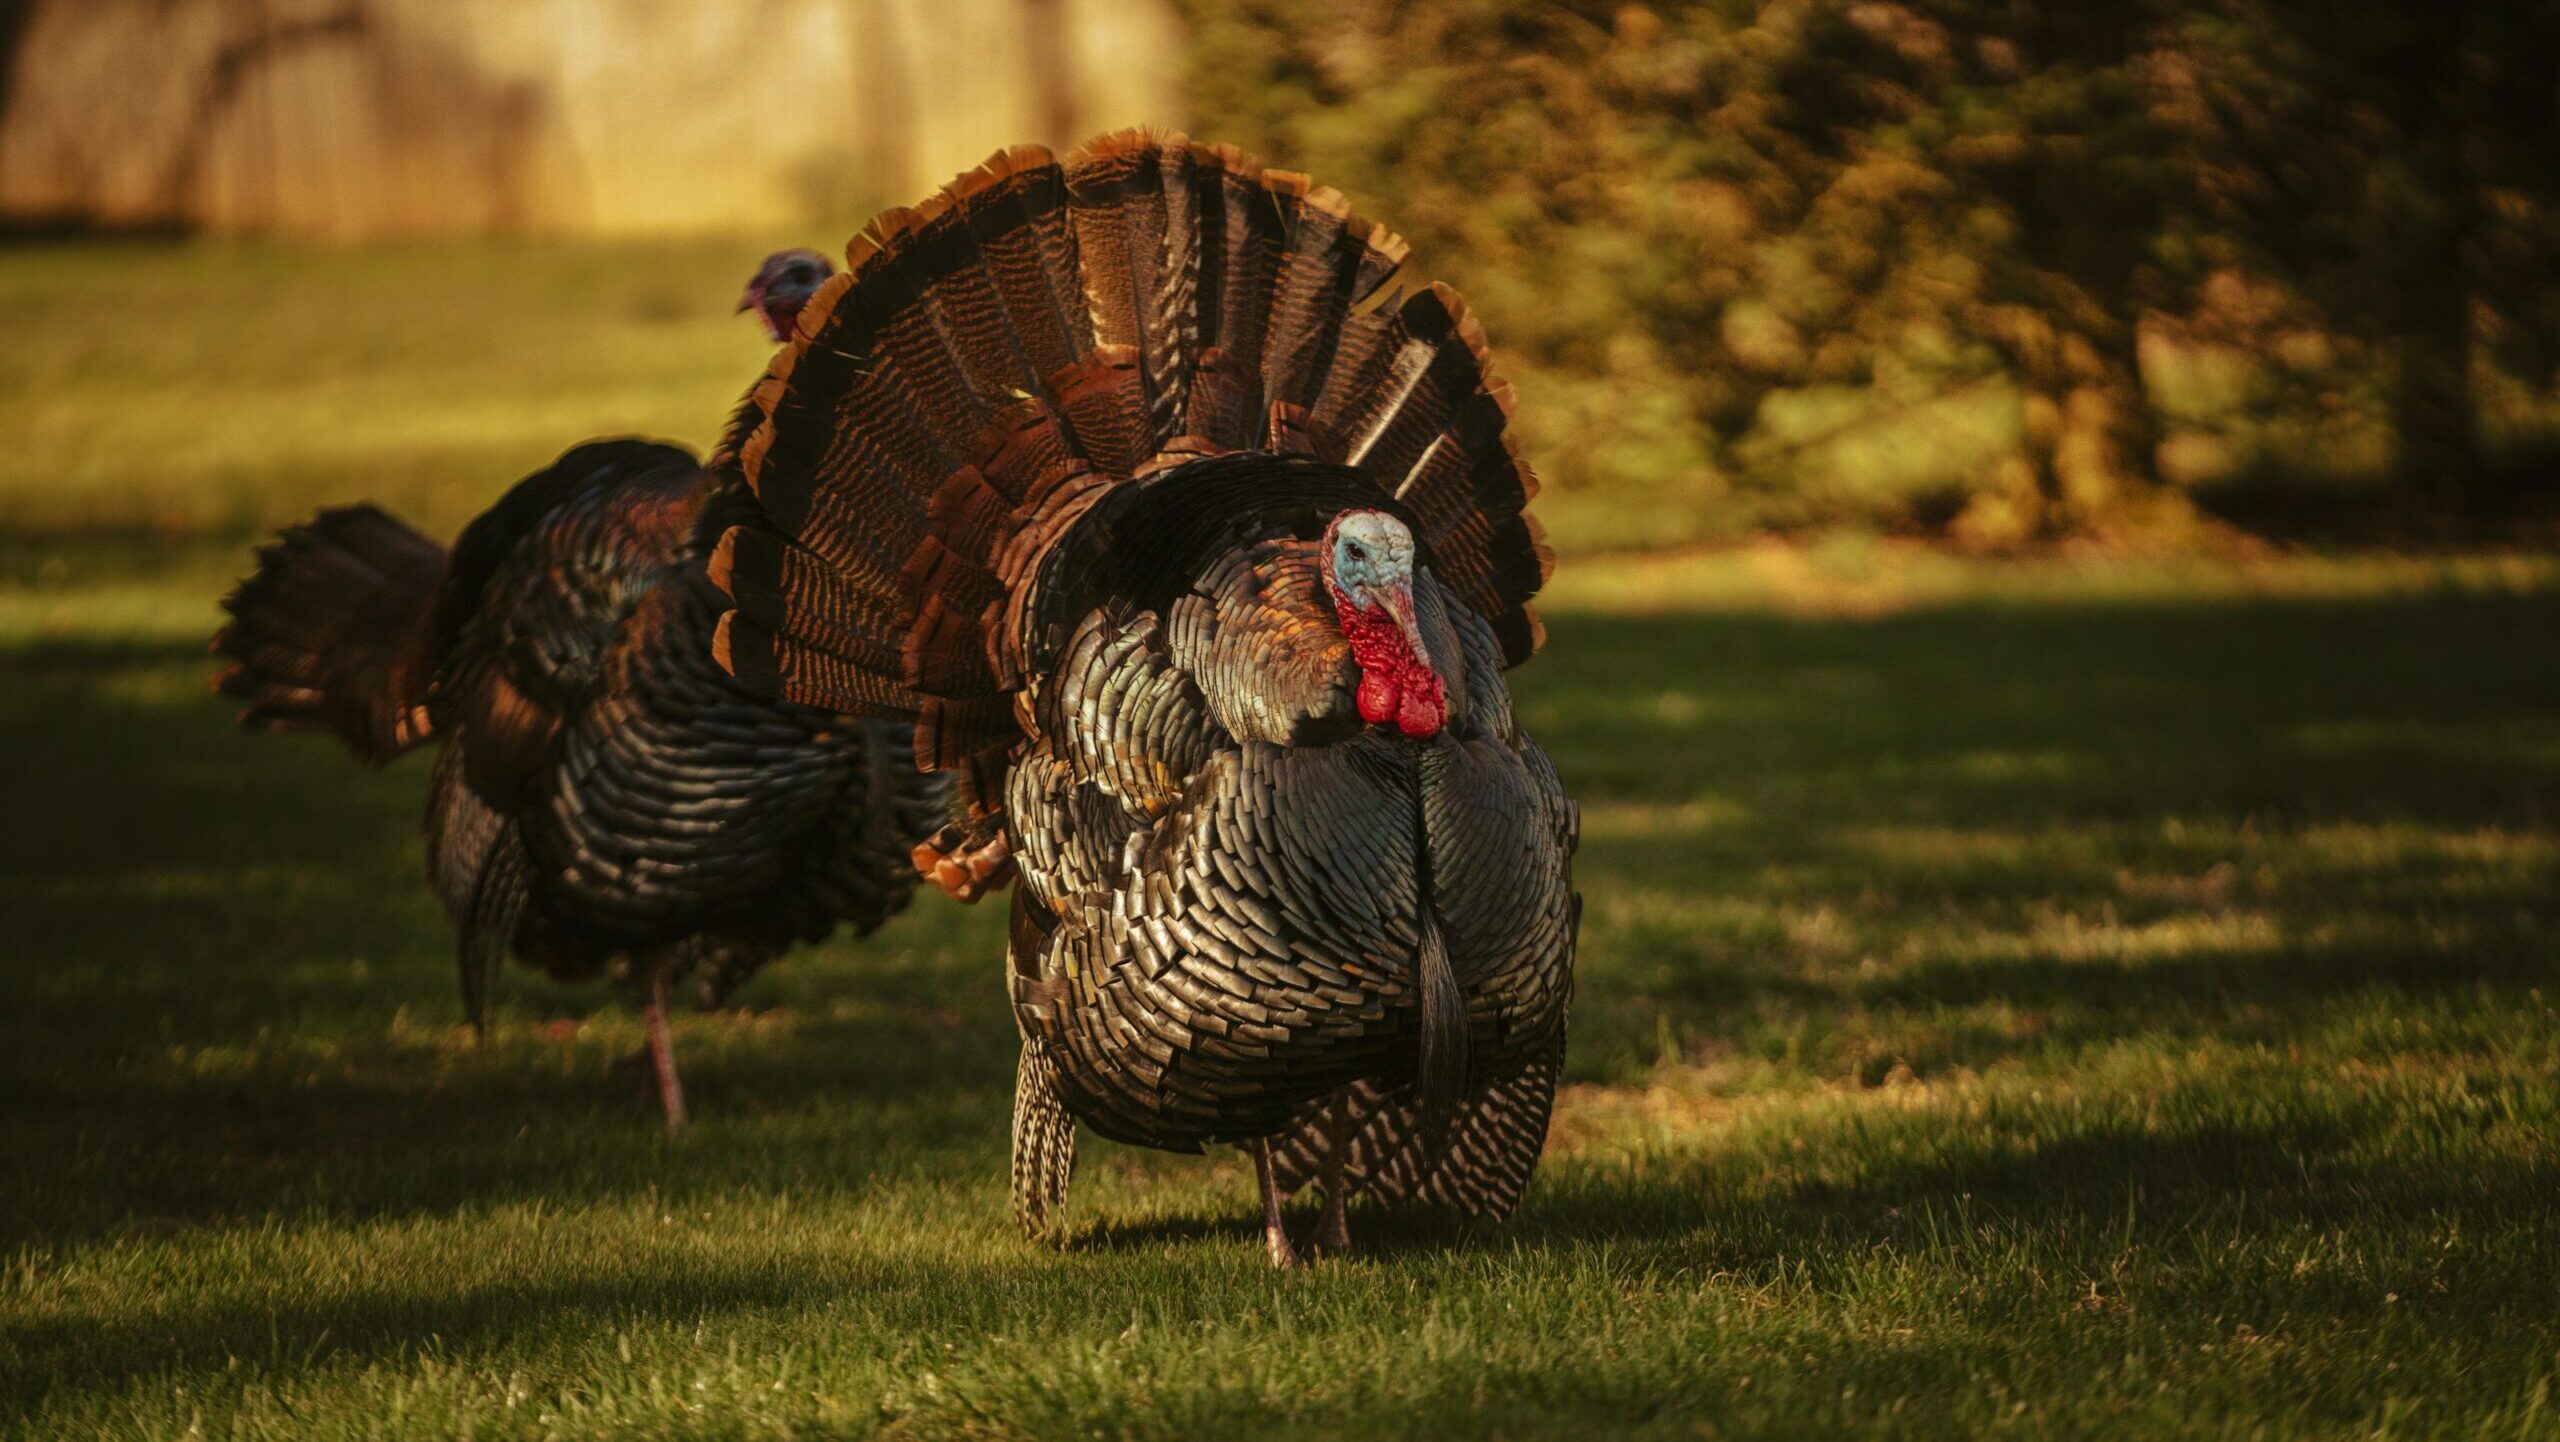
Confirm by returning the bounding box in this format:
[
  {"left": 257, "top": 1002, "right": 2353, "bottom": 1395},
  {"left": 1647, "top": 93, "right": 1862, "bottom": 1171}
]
[
  {"left": 3, "top": 579, "right": 2556, "bottom": 1261},
  {"left": 0, "top": 643, "right": 1023, "bottom": 1250},
  {"left": 1065, "top": 1210, "right": 1262, "bottom": 1254},
  {"left": 19, "top": 1106, "right": 2550, "bottom": 1417},
  {"left": 1, "top": 1258, "right": 863, "bottom": 1414}
]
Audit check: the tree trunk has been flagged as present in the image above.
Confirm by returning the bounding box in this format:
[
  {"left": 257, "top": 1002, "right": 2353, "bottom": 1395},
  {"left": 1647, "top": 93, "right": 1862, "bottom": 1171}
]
[
  {"left": 2387, "top": 0, "right": 2483, "bottom": 505},
  {"left": 2104, "top": 312, "right": 2161, "bottom": 493},
  {"left": 2389, "top": 254, "right": 2479, "bottom": 504}
]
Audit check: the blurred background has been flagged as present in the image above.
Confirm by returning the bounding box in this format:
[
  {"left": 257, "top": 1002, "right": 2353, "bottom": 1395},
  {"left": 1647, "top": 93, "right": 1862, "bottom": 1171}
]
[
  {"left": 5, "top": 8, "right": 2558, "bottom": 1435},
  {"left": 2, "top": 0, "right": 2554, "bottom": 555}
]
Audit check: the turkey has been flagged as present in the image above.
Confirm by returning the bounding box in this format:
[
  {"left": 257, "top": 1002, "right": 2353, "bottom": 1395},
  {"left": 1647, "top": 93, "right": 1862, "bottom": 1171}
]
[
  {"left": 739, "top": 249, "right": 836, "bottom": 342},
  {"left": 211, "top": 252, "right": 948, "bottom": 1132},
  {"left": 707, "top": 132, "right": 1579, "bottom": 1263}
]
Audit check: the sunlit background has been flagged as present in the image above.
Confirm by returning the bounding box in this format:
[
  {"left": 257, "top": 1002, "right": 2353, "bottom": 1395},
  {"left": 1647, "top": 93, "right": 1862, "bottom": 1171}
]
[
  {"left": 4, "top": 2, "right": 2554, "bottom": 553},
  {"left": 3, "top": 4, "right": 2555, "bottom": 1438}
]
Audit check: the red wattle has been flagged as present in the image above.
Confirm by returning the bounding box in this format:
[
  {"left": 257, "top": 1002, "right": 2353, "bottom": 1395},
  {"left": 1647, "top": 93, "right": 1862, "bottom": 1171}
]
[
  {"left": 1396, "top": 677, "right": 1445, "bottom": 738},
  {"left": 1357, "top": 670, "right": 1402, "bottom": 727},
  {"left": 1335, "top": 597, "right": 1446, "bottom": 738}
]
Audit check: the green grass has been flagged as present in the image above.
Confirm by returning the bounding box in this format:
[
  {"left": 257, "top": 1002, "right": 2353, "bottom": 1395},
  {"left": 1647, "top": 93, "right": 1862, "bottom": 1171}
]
[
  {"left": 0, "top": 241, "right": 785, "bottom": 542},
  {"left": 3, "top": 243, "right": 2558, "bottom": 1439}
]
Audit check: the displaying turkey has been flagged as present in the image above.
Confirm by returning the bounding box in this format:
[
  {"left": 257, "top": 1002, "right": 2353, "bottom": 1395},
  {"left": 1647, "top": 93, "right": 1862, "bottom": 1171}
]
[
  {"left": 707, "top": 132, "right": 1579, "bottom": 1262},
  {"left": 211, "top": 252, "right": 948, "bottom": 1132}
]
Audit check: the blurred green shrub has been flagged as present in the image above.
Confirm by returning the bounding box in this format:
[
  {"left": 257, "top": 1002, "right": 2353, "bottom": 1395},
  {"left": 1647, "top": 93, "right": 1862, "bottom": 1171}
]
[{"left": 1178, "top": 1, "right": 2560, "bottom": 549}]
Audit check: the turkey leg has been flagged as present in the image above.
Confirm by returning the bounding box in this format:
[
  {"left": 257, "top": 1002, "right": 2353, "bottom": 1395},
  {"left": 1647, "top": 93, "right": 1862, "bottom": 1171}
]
[
  {"left": 1314, "top": 1093, "right": 1353, "bottom": 1255},
  {"left": 643, "top": 972, "right": 687, "bottom": 1134},
  {"left": 1250, "top": 1137, "right": 1304, "bottom": 1269}
]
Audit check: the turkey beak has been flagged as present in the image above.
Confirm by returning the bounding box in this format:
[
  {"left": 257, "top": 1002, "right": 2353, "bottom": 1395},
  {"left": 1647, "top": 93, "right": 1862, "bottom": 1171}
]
[{"left": 734, "top": 281, "right": 762, "bottom": 315}]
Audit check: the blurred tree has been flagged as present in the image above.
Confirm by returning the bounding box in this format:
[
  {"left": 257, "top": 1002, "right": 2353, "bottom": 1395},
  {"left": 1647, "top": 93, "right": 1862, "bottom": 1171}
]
[
  {"left": 1177, "top": 0, "right": 2554, "bottom": 545},
  {"left": 1898, "top": 4, "right": 2189, "bottom": 535},
  {"left": 2183, "top": 1, "right": 2557, "bottom": 509},
  {"left": 0, "top": 0, "right": 35, "bottom": 122}
]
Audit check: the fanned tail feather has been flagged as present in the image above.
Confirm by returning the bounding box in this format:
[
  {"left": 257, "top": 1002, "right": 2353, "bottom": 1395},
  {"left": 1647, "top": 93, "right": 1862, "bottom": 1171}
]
[{"left": 707, "top": 130, "right": 1551, "bottom": 773}]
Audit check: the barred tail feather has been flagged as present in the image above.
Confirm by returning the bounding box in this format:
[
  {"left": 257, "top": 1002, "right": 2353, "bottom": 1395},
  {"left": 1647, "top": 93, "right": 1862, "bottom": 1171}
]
[
  {"left": 1012, "top": 1042, "right": 1079, "bottom": 1240},
  {"left": 1268, "top": 1029, "right": 1563, "bottom": 1220},
  {"left": 458, "top": 825, "right": 531, "bottom": 1038}
]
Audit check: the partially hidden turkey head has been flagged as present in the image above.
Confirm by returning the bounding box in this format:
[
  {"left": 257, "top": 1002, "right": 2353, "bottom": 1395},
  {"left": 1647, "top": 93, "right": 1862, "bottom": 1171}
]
[
  {"left": 1321, "top": 509, "right": 1447, "bottom": 739},
  {"left": 737, "top": 249, "right": 836, "bottom": 342}
]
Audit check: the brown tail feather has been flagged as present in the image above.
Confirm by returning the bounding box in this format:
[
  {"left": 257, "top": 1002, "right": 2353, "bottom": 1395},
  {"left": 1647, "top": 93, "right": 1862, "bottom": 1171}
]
[
  {"left": 711, "top": 128, "right": 1550, "bottom": 763},
  {"left": 211, "top": 504, "right": 447, "bottom": 765}
]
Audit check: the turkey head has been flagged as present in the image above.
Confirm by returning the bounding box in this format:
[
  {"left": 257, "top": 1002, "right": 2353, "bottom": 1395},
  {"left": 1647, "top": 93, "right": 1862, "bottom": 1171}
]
[
  {"left": 736, "top": 249, "right": 837, "bottom": 342},
  {"left": 1321, "top": 509, "right": 1447, "bottom": 739}
]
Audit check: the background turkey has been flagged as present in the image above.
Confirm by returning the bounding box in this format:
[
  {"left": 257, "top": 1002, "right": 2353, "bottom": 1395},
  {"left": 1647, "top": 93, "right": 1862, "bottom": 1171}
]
[
  {"left": 210, "top": 250, "right": 949, "bottom": 1132},
  {"left": 708, "top": 132, "right": 1579, "bottom": 1263}
]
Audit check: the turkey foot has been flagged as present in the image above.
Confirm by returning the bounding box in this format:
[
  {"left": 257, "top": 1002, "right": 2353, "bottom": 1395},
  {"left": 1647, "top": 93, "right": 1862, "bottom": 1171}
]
[
  {"left": 642, "top": 973, "right": 687, "bottom": 1134},
  {"left": 1314, "top": 1201, "right": 1350, "bottom": 1255},
  {"left": 1251, "top": 1137, "right": 1305, "bottom": 1269},
  {"left": 1313, "top": 1093, "right": 1353, "bottom": 1255},
  {"left": 912, "top": 823, "right": 1014, "bottom": 904}
]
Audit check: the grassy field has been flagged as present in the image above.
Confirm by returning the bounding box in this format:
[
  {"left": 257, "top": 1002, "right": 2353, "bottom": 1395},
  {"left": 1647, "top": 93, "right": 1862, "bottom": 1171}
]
[{"left": 3, "top": 244, "right": 2558, "bottom": 1440}]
